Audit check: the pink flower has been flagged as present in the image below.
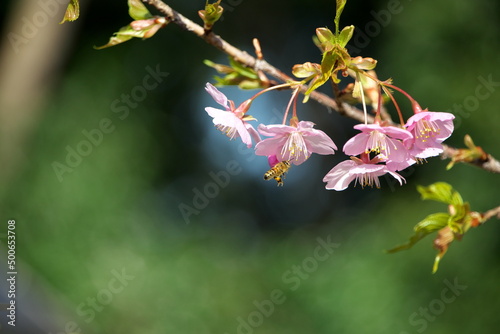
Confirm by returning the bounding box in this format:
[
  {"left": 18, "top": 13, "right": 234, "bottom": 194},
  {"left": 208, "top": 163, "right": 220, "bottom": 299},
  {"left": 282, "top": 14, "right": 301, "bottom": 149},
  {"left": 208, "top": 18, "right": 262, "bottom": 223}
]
[
  {"left": 343, "top": 123, "right": 413, "bottom": 163},
  {"left": 323, "top": 154, "right": 405, "bottom": 191},
  {"left": 205, "top": 83, "right": 260, "bottom": 148},
  {"left": 255, "top": 121, "right": 337, "bottom": 165},
  {"left": 404, "top": 110, "right": 455, "bottom": 158},
  {"left": 267, "top": 155, "right": 280, "bottom": 168}
]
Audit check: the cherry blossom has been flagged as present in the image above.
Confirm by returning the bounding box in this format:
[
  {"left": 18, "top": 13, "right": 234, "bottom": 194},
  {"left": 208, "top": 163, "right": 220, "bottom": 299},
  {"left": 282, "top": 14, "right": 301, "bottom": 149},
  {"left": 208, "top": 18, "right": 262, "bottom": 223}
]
[
  {"left": 343, "top": 123, "right": 413, "bottom": 163},
  {"left": 205, "top": 83, "right": 260, "bottom": 148},
  {"left": 404, "top": 110, "right": 455, "bottom": 159},
  {"left": 323, "top": 154, "right": 405, "bottom": 191},
  {"left": 255, "top": 121, "right": 337, "bottom": 165}
]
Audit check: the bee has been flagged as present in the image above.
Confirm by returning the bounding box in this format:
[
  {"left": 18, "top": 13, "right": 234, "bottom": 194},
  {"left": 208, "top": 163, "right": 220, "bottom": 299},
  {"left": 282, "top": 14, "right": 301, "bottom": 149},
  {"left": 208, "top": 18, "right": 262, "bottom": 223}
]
[{"left": 264, "top": 160, "right": 291, "bottom": 186}]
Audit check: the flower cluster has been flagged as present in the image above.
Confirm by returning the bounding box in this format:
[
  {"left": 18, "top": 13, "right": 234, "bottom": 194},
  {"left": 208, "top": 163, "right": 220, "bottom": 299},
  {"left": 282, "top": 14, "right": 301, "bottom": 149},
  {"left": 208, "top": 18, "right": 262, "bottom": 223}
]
[
  {"left": 324, "top": 110, "right": 455, "bottom": 190},
  {"left": 205, "top": 82, "right": 454, "bottom": 190}
]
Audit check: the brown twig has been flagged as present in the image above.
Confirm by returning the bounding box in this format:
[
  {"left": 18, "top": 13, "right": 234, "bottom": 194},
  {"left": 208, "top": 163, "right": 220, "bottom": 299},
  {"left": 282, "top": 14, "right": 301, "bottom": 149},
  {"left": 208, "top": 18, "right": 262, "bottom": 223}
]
[
  {"left": 143, "top": 0, "right": 500, "bottom": 173},
  {"left": 143, "top": 0, "right": 370, "bottom": 124},
  {"left": 482, "top": 206, "right": 500, "bottom": 222},
  {"left": 441, "top": 144, "right": 500, "bottom": 174}
]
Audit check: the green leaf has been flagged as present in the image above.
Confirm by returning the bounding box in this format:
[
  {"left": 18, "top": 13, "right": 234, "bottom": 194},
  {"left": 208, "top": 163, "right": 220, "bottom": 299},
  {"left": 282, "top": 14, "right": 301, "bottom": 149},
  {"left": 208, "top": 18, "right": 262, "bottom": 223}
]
[
  {"left": 417, "top": 182, "right": 463, "bottom": 205},
  {"left": 238, "top": 80, "right": 263, "bottom": 89},
  {"left": 415, "top": 212, "right": 450, "bottom": 233},
  {"left": 320, "top": 51, "right": 337, "bottom": 78},
  {"left": 316, "top": 27, "right": 335, "bottom": 51},
  {"left": 334, "top": 0, "right": 348, "bottom": 34},
  {"left": 94, "top": 24, "right": 155, "bottom": 49},
  {"left": 60, "top": 0, "right": 80, "bottom": 24},
  {"left": 229, "top": 58, "right": 258, "bottom": 79},
  {"left": 206, "top": 58, "right": 264, "bottom": 89},
  {"left": 94, "top": 17, "right": 167, "bottom": 50},
  {"left": 203, "top": 59, "right": 233, "bottom": 74},
  {"left": 128, "top": 0, "right": 152, "bottom": 20},
  {"left": 94, "top": 26, "right": 136, "bottom": 49},
  {"left": 304, "top": 73, "right": 330, "bottom": 98},
  {"left": 386, "top": 212, "right": 449, "bottom": 253},
  {"left": 303, "top": 51, "right": 337, "bottom": 98},
  {"left": 292, "top": 62, "right": 320, "bottom": 78},
  {"left": 450, "top": 191, "right": 464, "bottom": 207},
  {"left": 386, "top": 230, "right": 429, "bottom": 253},
  {"left": 337, "top": 25, "right": 354, "bottom": 48}
]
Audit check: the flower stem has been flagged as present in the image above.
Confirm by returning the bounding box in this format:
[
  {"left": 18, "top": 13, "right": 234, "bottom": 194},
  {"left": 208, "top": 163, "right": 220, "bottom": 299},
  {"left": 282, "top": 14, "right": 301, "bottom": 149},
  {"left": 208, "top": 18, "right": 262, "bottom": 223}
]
[
  {"left": 249, "top": 82, "right": 294, "bottom": 101},
  {"left": 283, "top": 87, "right": 300, "bottom": 125},
  {"left": 380, "top": 85, "right": 405, "bottom": 126}
]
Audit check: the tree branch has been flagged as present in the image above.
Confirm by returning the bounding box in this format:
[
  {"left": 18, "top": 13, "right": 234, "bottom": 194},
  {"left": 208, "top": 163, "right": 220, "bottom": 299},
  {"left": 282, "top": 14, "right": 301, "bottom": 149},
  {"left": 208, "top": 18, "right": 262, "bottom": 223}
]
[
  {"left": 143, "top": 0, "right": 500, "bottom": 173},
  {"left": 441, "top": 144, "right": 500, "bottom": 174},
  {"left": 143, "top": 0, "right": 370, "bottom": 124},
  {"left": 482, "top": 206, "right": 500, "bottom": 222}
]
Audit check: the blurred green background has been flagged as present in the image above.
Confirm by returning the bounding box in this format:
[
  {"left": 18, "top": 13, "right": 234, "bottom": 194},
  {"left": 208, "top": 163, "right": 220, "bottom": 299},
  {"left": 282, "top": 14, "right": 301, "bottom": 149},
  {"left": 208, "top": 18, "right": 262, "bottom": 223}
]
[{"left": 1, "top": 0, "right": 499, "bottom": 333}]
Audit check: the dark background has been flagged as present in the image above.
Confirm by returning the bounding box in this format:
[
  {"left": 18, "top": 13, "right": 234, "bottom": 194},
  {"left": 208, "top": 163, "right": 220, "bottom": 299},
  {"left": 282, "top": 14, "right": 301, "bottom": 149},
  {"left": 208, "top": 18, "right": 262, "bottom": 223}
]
[{"left": 0, "top": 0, "right": 499, "bottom": 333}]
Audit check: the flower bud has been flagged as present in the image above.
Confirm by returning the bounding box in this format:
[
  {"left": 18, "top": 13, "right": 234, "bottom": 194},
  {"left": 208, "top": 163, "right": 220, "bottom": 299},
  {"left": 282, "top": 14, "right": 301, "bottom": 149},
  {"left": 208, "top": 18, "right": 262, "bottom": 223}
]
[{"left": 198, "top": 0, "right": 224, "bottom": 31}]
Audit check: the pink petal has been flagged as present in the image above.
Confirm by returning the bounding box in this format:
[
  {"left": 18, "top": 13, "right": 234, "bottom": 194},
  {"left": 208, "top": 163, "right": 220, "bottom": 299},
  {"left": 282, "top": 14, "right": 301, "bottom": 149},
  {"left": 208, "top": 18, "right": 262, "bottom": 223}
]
[
  {"left": 205, "top": 107, "right": 227, "bottom": 119},
  {"left": 245, "top": 123, "right": 261, "bottom": 147},
  {"left": 413, "top": 146, "right": 444, "bottom": 159},
  {"left": 296, "top": 120, "right": 316, "bottom": 131},
  {"left": 343, "top": 133, "right": 370, "bottom": 155},
  {"left": 323, "top": 160, "right": 358, "bottom": 191},
  {"left": 234, "top": 119, "right": 252, "bottom": 147},
  {"left": 383, "top": 139, "right": 410, "bottom": 162},
  {"left": 257, "top": 123, "right": 295, "bottom": 137},
  {"left": 303, "top": 131, "right": 337, "bottom": 154},
  {"left": 206, "top": 107, "right": 237, "bottom": 126},
  {"left": 205, "top": 83, "right": 229, "bottom": 109},
  {"left": 349, "top": 163, "right": 387, "bottom": 175},
  {"left": 267, "top": 155, "right": 280, "bottom": 167},
  {"left": 386, "top": 158, "right": 416, "bottom": 172},
  {"left": 255, "top": 136, "right": 288, "bottom": 156},
  {"left": 354, "top": 123, "right": 412, "bottom": 141},
  {"left": 434, "top": 120, "right": 454, "bottom": 141},
  {"left": 387, "top": 170, "right": 405, "bottom": 185}
]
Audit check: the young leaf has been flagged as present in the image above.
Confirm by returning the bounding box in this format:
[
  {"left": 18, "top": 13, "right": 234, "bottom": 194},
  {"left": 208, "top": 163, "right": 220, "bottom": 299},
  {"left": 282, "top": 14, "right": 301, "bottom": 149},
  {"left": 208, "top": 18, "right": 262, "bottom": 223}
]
[
  {"left": 60, "top": 0, "right": 80, "bottom": 24},
  {"left": 334, "top": 0, "right": 348, "bottom": 34},
  {"left": 129, "top": 0, "right": 153, "bottom": 20},
  {"left": 94, "top": 26, "right": 137, "bottom": 49},
  {"left": 316, "top": 27, "right": 335, "bottom": 51},
  {"left": 199, "top": 0, "right": 224, "bottom": 30},
  {"left": 229, "top": 58, "right": 259, "bottom": 79},
  {"left": 94, "top": 17, "right": 167, "bottom": 50},
  {"left": 386, "top": 230, "right": 429, "bottom": 254},
  {"left": 292, "top": 62, "right": 321, "bottom": 78},
  {"left": 417, "top": 182, "right": 463, "bottom": 205},
  {"left": 386, "top": 212, "right": 449, "bottom": 253},
  {"left": 337, "top": 25, "right": 354, "bottom": 48}
]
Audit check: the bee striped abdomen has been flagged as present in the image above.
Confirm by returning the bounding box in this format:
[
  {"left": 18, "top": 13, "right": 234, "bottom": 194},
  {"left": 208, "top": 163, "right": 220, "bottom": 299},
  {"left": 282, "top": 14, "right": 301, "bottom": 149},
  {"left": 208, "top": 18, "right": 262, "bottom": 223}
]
[{"left": 264, "top": 160, "right": 291, "bottom": 186}]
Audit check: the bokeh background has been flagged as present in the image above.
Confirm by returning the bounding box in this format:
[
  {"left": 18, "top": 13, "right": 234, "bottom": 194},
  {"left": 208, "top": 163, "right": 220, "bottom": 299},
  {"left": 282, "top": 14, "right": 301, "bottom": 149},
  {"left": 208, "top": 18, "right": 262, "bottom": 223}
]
[{"left": 1, "top": 0, "right": 500, "bottom": 333}]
